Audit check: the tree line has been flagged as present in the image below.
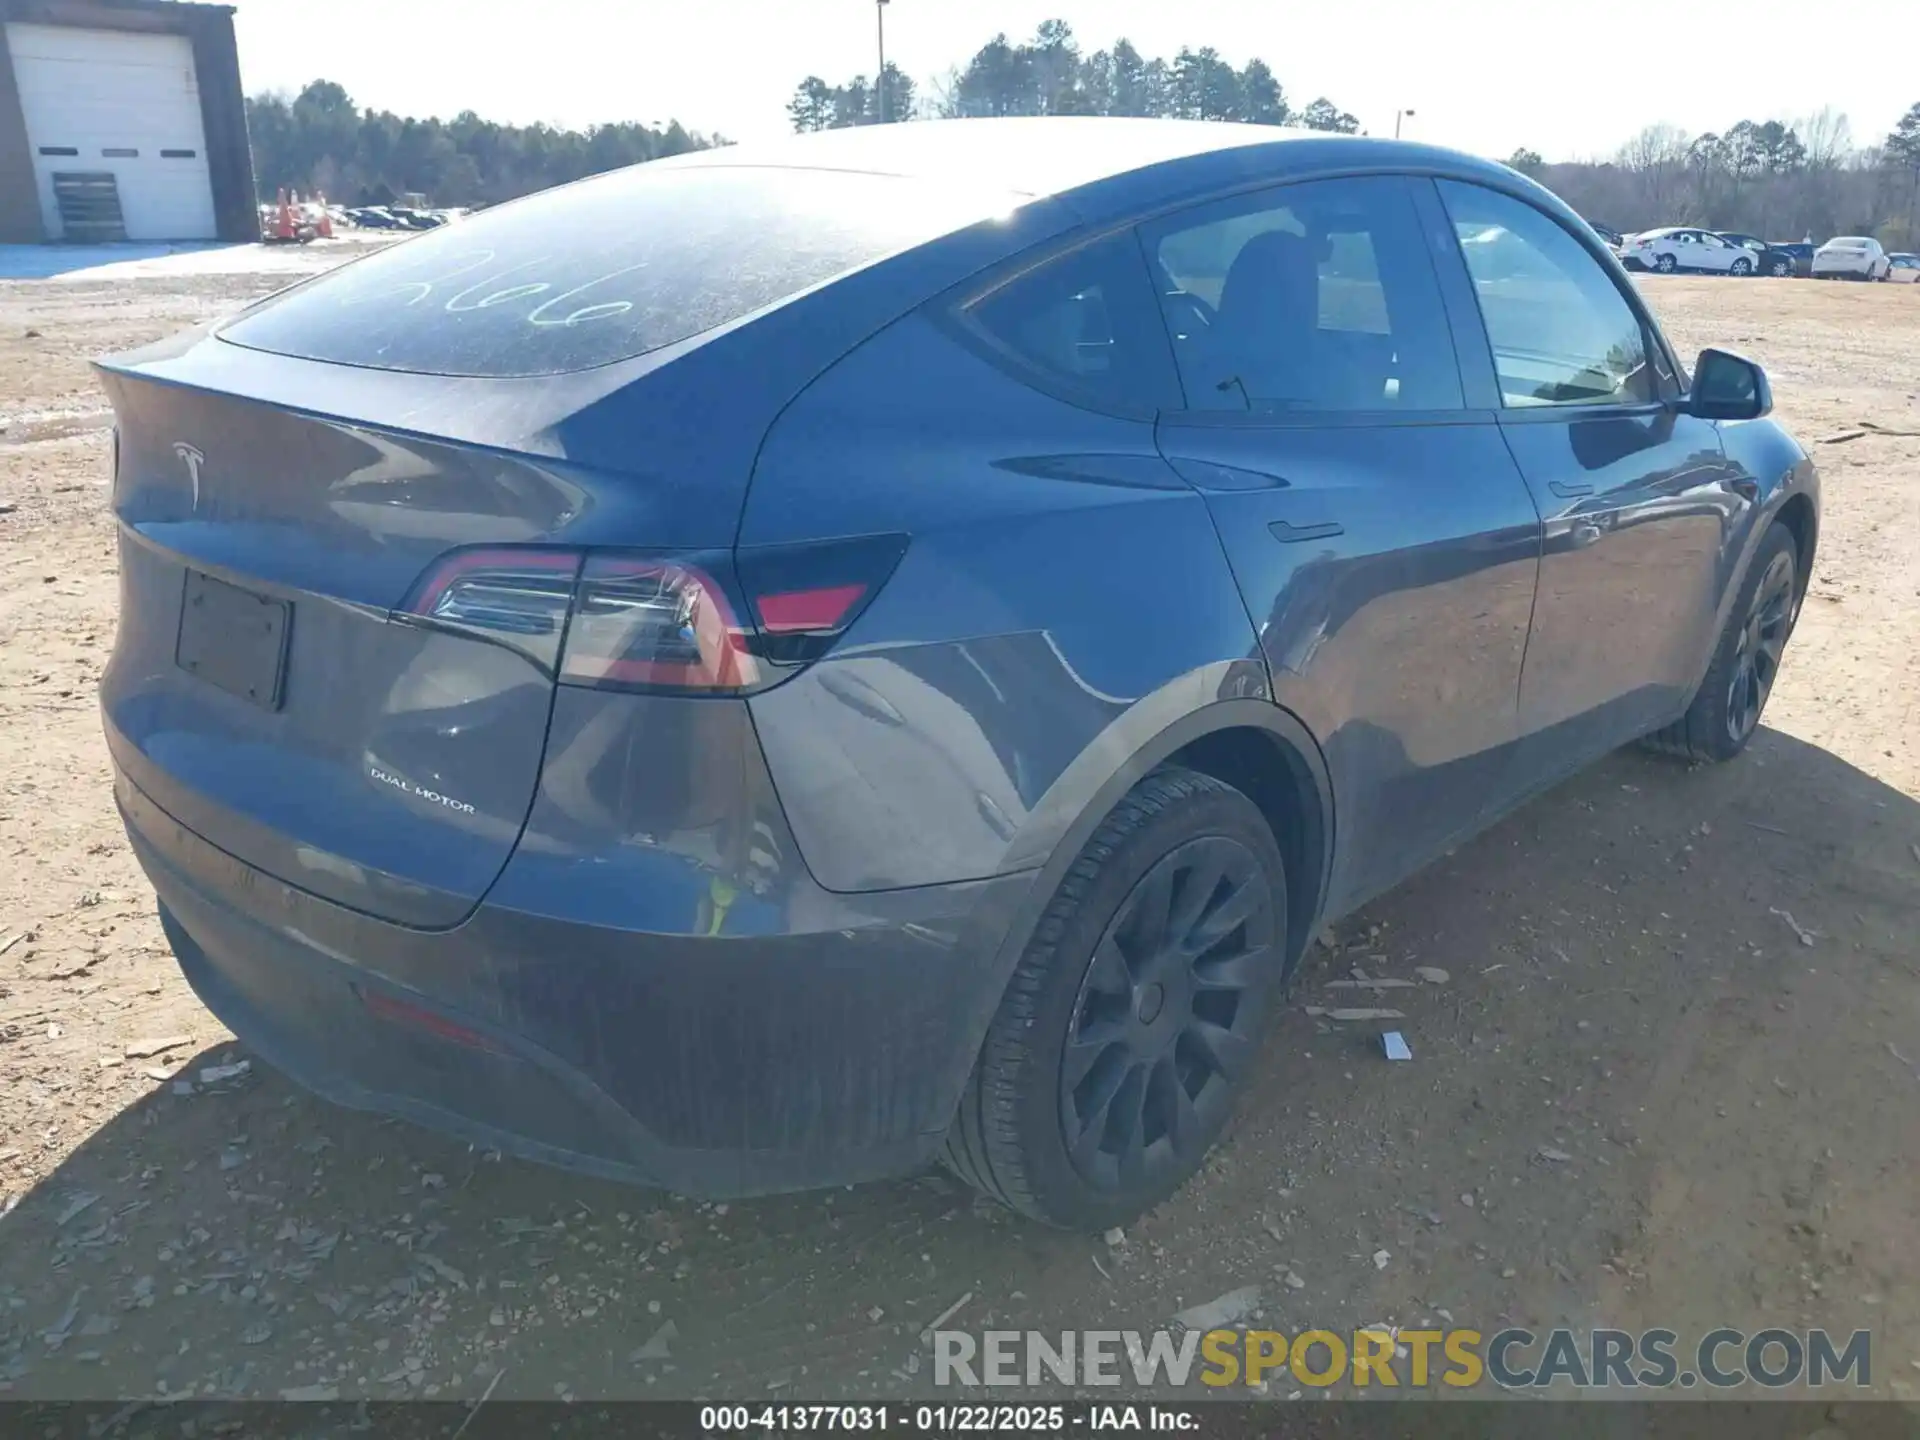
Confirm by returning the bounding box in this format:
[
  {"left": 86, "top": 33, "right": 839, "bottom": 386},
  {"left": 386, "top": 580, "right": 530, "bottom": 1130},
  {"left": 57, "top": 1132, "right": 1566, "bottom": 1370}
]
[
  {"left": 1511, "top": 103, "right": 1920, "bottom": 249},
  {"left": 244, "top": 61, "right": 1920, "bottom": 256},
  {"left": 791, "top": 21, "right": 1360, "bottom": 133},
  {"left": 246, "top": 81, "right": 718, "bottom": 209}
]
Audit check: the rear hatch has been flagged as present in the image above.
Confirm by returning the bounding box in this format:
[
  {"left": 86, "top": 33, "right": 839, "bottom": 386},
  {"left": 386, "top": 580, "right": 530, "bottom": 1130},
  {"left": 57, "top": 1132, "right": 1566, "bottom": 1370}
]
[
  {"left": 98, "top": 154, "right": 1057, "bottom": 929},
  {"left": 99, "top": 372, "right": 619, "bottom": 928}
]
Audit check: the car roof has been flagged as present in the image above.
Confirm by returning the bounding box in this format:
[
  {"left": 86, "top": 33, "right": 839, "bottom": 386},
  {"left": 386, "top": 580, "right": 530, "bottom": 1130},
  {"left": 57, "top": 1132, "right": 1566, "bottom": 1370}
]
[
  {"left": 657, "top": 116, "right": 1523, "bottom": 224},
  {"left": 662, "top": 117, "right": 1281, "bottom": 192}
]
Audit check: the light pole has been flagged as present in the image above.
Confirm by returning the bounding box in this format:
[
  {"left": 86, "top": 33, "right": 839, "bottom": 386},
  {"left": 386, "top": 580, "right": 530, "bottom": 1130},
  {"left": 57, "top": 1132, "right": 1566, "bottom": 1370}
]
[
  {"left": 876, "top": 0, "right": 890, "bottom": 124},
  {"left": 1394, "top": 107, "right": 1415, "bottom": 140}
]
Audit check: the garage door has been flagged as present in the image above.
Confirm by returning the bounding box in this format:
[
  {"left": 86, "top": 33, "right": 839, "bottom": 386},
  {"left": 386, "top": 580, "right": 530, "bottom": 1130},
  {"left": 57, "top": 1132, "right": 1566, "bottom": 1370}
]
[{"left": 5, "top": 23, "right": 217, "bottom": 242}]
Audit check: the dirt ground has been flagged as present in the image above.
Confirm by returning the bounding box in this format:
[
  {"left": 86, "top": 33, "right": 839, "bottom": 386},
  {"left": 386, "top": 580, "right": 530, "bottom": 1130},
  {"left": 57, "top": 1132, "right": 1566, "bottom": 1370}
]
[{"left": 1, "top": 251, "right": 1917, "bottom": 1406}]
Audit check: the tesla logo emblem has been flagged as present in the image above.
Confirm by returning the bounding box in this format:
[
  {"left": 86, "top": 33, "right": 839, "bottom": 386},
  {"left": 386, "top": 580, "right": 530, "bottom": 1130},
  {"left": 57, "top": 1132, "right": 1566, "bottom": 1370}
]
[{"left": 173, "top": 443, "right": 205, "bottom": 507}]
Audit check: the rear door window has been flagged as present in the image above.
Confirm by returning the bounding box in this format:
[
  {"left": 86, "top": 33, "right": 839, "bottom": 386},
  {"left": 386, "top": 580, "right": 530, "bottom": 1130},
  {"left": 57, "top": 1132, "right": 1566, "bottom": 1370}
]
[
  {"left": 220, "top": 165, "right": 1024, "bottom": 378},
  {"left": 1140, "top": 175, "right": 1464, "bottom": 414}
]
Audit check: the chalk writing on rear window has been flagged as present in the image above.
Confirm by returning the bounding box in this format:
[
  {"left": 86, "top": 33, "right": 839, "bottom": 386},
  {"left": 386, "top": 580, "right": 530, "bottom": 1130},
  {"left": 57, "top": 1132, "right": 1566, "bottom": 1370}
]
[{"left": 221, "top": 164, "right": 1023, "bottom": 378}]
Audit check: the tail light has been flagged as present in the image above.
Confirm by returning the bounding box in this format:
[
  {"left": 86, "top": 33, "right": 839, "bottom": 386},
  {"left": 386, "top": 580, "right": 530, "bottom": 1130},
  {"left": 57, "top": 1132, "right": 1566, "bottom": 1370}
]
[
  {"left": 561, "top": 553, "right": 760, "bottom": 693},
  {"left": 399, "top": 548, "right": 581, "bottom": 670},
  {"left": 398, "top": 535, "right": 905, "bottom": 694},
  {"left": 735, "top": 532, "right": 908, "bottom": 667}
]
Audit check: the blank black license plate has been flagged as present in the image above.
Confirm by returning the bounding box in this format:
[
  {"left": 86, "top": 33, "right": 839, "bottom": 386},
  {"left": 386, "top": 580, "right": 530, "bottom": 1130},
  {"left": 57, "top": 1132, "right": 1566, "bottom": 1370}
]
[{"left": 176, "top": 570, "right": 291, "bottom": 711}]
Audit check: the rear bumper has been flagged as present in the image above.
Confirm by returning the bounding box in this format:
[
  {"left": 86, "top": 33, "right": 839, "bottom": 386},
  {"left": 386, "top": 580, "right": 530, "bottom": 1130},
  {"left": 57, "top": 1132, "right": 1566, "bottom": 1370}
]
[{"left": 119, "top": 767, "right": 1035, "bottom": 1197}]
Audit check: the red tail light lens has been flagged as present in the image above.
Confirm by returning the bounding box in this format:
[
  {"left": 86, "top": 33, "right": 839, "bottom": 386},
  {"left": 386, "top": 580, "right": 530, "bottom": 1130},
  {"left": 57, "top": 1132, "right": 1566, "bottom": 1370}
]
[
  {"left": 735, "top": 533, "right": 907, "bottom": 668},
  {"left": 756, "top": 583, "right": 868, "bottom": 634},
  {"left": 559, "top": 554, "right": 760, "bottom": 694}
]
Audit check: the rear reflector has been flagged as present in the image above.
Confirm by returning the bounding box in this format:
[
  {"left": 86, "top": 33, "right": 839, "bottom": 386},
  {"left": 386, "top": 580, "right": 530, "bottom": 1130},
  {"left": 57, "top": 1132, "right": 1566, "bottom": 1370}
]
[{"left": 359, "top": 985, "right": 510, "bottom": 1055}]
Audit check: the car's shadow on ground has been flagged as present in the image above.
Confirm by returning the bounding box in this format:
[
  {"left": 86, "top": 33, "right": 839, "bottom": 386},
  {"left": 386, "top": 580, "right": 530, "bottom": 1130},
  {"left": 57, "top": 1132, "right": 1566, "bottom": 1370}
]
[{"left": 5, "top": 727, "right": 1917, "bottom": 1402}]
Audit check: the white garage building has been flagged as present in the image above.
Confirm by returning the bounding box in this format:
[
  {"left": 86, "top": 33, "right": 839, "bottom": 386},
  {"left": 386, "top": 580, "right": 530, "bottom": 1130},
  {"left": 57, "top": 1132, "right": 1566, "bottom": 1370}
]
[{"left": 0, "top": 0, "right": 254, "bottom": 245}]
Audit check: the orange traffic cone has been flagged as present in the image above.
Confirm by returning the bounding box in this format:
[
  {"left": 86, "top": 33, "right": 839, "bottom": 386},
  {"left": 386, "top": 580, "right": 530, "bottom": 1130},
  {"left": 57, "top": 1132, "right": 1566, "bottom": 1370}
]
[
  {"left": 272, "top": 188, "right": 295, "bottom": 241},
  {"left": 314, "top": 193, "right": 334, "bottom": 239}
]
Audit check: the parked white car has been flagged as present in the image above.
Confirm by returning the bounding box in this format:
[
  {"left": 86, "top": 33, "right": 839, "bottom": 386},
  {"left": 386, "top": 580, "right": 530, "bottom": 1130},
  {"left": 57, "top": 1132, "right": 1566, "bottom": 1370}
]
[
  {"left": 1620, "top": 227, "right": 1762, "bottom": 275},
  {"left": 1811, "top": 236, "right": 1892, "bottom": 281},
  {"left": 1887, "top": 253, "right": 1920, "bottom": 284}
]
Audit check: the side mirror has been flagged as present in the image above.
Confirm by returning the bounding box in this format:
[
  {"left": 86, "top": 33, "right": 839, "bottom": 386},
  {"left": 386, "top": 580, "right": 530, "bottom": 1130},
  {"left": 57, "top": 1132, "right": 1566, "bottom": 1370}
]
[{"left": 1685, "top": 348, "right": 1772, "bottom": 421}]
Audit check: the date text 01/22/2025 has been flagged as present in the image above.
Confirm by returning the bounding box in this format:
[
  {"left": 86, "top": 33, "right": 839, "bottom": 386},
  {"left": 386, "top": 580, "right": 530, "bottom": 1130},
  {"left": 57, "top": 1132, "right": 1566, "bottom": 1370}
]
[{"left": 698, "top": 1405, "right": 1198, "bottom": 1433}]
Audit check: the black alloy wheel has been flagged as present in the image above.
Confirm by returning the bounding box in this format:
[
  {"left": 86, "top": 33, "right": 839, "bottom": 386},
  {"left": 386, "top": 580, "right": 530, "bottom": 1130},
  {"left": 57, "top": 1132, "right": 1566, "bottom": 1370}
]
[
  {"left": 1726, "top": 547, "right": 1795, "bottom": 746},
  {"left": 942, "top": 767, "right": 1289, "bottom": 1229},
  {"left": 1641, "top": 521, "right": 1799, "bottom": 764},
  {"left": 1059, "top": 835, "right": 1274, "bottom": 1193}
]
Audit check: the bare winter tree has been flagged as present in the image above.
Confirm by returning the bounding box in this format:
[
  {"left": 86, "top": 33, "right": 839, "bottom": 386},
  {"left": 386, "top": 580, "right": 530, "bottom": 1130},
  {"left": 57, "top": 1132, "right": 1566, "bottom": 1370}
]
[
  {"left": 1779, "top": 109, "right": 1854, "bottom": 241},
  {"left": 1798, "top": 107, "right": 1853, "bottom": 169},
  {"left": 1522, "top": 102, "right": 1919, "bottom": 248},
  {"left": 1886, "top": 104, "right": 1920, "bottom": 248},
  {"left": 922, "top": 67, "right": 964, "bottom": 121},
  {"left": 1617, "top": 123, "right": 1692, "bottom": 217}
]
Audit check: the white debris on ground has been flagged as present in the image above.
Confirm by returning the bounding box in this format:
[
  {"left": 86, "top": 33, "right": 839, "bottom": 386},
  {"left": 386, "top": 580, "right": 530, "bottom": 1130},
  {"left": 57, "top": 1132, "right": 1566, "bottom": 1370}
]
[{"left": 0, "top": 236, "right": 395, "bottom": 285}]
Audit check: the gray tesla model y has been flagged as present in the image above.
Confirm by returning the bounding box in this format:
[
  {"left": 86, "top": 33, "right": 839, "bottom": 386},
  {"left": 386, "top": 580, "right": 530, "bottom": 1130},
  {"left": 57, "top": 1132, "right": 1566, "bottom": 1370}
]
[{"left": 99, "top": 118, "right": 1817, "bottom": 1228}]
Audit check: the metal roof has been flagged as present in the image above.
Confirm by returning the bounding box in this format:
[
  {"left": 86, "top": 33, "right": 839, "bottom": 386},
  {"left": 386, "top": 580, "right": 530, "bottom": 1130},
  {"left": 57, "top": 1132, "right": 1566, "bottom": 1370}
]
[{"left": 0, "top": 0, "right": 236, "bottom": 23}]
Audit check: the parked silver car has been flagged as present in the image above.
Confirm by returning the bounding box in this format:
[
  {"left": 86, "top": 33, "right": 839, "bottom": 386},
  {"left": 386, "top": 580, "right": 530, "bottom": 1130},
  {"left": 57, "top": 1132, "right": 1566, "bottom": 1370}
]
[{"left": 1811, "top": 236, "right": 1891, "bottom": 281}]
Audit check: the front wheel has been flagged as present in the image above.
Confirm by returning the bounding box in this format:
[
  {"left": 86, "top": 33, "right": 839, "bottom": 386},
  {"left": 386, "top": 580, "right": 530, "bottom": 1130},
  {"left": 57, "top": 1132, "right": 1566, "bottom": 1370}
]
[
  {"left": 1731, "top": 257, "right": 1753, "bottom": 276},
  {"left": 1769, "top": 258, "right": 1792, "bottom": 277},
  {"left": 943, "top": 768, "right": 1288, "bottom": 1229},
  {"left": 1642, "top": 522, "right": 1798, "bottom": 763}
]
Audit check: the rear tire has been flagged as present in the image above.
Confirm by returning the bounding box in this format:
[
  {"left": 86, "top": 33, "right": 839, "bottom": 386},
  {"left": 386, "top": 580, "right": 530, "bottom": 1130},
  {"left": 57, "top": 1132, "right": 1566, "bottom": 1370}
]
[
  {"left": 942, "top": 768, "right": 1288, "bottom": 1230},
  {"left": 1641, "top": 522, "right": 1798, "bottom": 764},
  {"left": 1769, "top": 258, "right": 1792, "bottom": 277},
  {"left": 1655, "top": 253, "right": 1677, "bottom": 274}
]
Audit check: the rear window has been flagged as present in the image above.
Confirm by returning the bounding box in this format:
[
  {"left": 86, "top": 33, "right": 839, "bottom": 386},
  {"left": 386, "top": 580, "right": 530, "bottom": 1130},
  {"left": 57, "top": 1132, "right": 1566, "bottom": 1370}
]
[
  {"left": 220, "top": 164, "right": 1020, "bottom": 378},
  {"left": 965, "top": 230, "right": 1178, "bottom": 413}
]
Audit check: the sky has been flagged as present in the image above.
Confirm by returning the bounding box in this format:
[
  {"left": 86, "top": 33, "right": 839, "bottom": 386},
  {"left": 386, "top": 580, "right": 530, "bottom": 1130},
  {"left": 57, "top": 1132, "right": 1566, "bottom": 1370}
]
[{"left": 233, "top": 0, "right": 1914, "bottom": 163}]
